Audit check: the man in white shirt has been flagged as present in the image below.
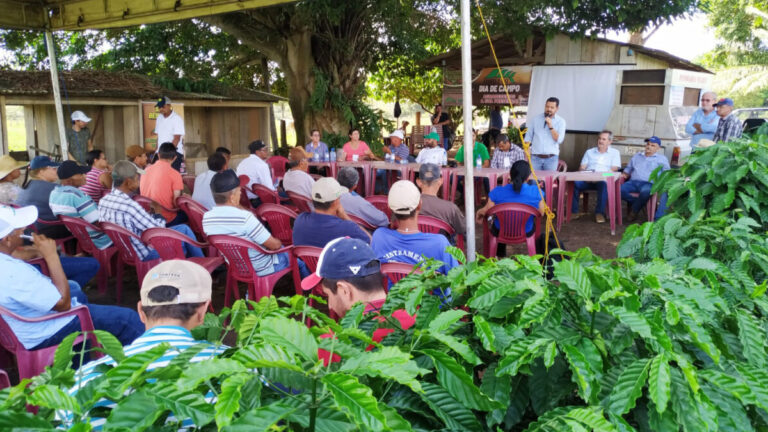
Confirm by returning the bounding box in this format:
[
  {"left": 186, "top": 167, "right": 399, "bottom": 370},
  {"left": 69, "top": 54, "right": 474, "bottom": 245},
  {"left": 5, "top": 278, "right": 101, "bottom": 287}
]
[
  {"left": 192, "top": 152, "right": 227, "bottom": 209},
  {"left": 571, "top": 130, "right": 620, "bottom": 223},
  {"left": 282, "top": 146, "right": 315, "bottom": 199},
  {"left": 415, "top": 131, "right": 447, "bottom": 166},
  {"left": 235, "top": 140, "right": 274, "bottom": 207},
  {"left": 153, "top": 96, "right": 185, "bottom": 172}
]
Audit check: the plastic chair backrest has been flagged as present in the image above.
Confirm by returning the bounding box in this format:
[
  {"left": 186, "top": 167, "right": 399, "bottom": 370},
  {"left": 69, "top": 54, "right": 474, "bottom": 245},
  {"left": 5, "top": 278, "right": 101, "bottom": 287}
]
[
  {"left": 207, "top": 235, "right": 263, "bottom": 281},
  {"left": 0, "top": 304, "right": 100, "bottom": 380},
  {"left": 381, "top": 262, "right": 421, "bottom": 285},
  {"left": 487, "top": 203, "right": 541, "bottom": 243},
  {"left": 255, "top": 203, "right": 297, "bottom": 246},
  {"left": 182, "top": 175, "right": 196, "bottom": 193},
  {"left": 59, "top": 215, "right": 101, "bottom": 255},
  {"left": 101, "top": 222, "right": 144, "bottom": 265},
  {"left": 418, "top": 215, "right": 455, "bottom": 237},
  {"left": 292, "top": 245, "right": 323, "bottom": 294},
  {"left": 252, "top": 183, "right": 279, "bottom": 205},
  {"left": 133, "top": 195, "right": 152, "bottom": 213},
  {"left": 267, "top": 156, "right": 290, "bottom": 179},
  {"left": 176, "top": 196, "right": 208, "bottom": 240},
  {"left": 236, "top": 175, "right": 254, "bottom": 208},
  {"left": 365, "top": 195, "right": 392, "bottom": 220},
  {"left": 141, "top": 227, "right": 191, "bottom": 260},
  {"left": 348, "top": 213, "right": 377, "bottom": 231},
  {"left": 287, "top": 192, "right": 313, "bottom": 214},
  {"left": 0, "top": 369, "right": 8, "bottom": 390},
  {"left": 557, "top": 160, "right": 568, "bottom": 172}
]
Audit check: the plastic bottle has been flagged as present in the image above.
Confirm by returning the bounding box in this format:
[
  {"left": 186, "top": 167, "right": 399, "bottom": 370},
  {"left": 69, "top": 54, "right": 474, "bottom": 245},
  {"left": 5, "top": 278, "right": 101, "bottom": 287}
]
[
  {"left": 476, "top": 156, "right": 482, "bottom": 170},
  {"left": 330, "top": 148, "right": 336, "bottom": 162}
]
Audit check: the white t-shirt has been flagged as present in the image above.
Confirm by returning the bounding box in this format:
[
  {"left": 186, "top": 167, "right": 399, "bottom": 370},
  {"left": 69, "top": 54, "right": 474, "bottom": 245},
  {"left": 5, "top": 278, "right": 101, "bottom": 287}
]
[
  {"left": 282, "top": 169, "right": 315, "bottom": 198},
  {"left": 416, "top": 146, "right": 448, "bottom": 166},
  {"left": 192, "top": 170, "right": 217, "bottom": 210},
  {"left": 580, "top": 147, "right": 621, "bottom": 172},
  {"left": 236, "top": 154, "right": 275, "bottom": 199},
  {"left": 154, "top": 110, "right": 186, "bottom": 155}
]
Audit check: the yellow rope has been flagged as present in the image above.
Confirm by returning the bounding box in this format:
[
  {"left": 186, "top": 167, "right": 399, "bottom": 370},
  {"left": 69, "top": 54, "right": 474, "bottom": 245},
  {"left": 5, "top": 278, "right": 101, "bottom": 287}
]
[{"left": 474, "top": 0, "right": 561, "bottom": 258}]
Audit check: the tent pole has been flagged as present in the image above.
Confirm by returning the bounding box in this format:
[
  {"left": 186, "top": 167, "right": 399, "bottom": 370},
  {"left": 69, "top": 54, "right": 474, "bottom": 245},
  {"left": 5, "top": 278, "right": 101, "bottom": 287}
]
[
  {"left": 45, "top": 30, "right": 69, "bottom": 161},
  {"left": 460, "top": 0, "right": 476, "bottom": 261}
]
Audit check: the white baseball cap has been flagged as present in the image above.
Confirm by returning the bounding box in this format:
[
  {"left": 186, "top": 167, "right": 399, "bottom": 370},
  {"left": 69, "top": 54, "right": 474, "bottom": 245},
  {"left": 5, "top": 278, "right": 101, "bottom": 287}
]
[
  {"left": 71, "top": 110, "right": 91, "bottom": 122},
  {"left": 311, "top": 177, "right": 347, "bottom": 203},
  {"left": 389, "top": 130, "right": 404, "bottom": 140},
  {"left": 0, "top": 205, "right": 38, "bottom": 239},
  {"left": 141, "top": 260, "right": 212, "bottom": 306},
  {"left": 388, "top": 180, "right": 421, "bottom": 215}
]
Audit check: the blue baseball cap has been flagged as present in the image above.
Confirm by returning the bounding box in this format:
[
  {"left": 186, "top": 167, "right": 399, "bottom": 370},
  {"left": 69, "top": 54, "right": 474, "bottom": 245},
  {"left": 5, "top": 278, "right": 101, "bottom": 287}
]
[
  {"left": 714, "top": 98, "right": 734, "bottom": 107},
  {"left": 30, "top": 155, "right": 60, "bottom": 170},
  {"left": 644, "top": 136, "right": 662, "bottom": 145},
  {"left": 301, "top": 237, "right": 381, "bottom": 291}
]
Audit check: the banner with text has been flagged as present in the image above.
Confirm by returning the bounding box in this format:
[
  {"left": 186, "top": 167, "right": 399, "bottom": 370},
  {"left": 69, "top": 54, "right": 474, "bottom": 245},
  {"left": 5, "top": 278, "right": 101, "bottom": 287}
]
[{"left": 442, "top": 66, "right": 532, "bottom": 107}]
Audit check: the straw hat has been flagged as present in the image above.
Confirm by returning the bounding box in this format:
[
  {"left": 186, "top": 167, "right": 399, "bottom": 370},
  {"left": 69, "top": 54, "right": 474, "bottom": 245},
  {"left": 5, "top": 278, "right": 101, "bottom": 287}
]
[{"left": 0, "top": 155, "right": 28, "bottom": 180}]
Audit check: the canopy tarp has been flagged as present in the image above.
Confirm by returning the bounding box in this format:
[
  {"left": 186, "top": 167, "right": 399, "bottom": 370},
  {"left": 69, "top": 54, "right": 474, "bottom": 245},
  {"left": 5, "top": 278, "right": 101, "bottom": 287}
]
[{"left": 2, "top": 0, "right": 293, "bottom": 30}]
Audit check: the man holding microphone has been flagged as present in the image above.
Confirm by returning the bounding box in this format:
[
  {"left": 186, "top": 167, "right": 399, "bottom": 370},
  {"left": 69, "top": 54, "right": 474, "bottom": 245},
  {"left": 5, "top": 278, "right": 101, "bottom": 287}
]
[{"left": 524, "top": 97, "right": 566, "bottom": 171}]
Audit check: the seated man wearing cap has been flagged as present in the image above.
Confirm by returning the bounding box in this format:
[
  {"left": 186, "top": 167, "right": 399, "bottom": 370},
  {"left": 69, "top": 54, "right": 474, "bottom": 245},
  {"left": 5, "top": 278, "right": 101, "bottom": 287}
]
[
  {"left": 292, "top": 177, "right": 371, "bottom": 248},
  {"left": 337, "top": 167, "right": 389, "bottom": 228},
  {"left": 236, "top": 140, "right": 275, "bottom": 207},
  {"left": 61, "top": 260, "right": 225, "bottom": 429},
  {"left": 50, "top": 161, "right": 113, "bottom": 250},
  {"left": 371, "top": 180, "right": 459, "bottom": 275},
  {"left": 125, "top": 145, "right": 149, "bottom": 170},
  {"left": 100, "top": 161, "right": 203, "bottom": 261},
  {"left": 140, "top": 143, "right": 186, "bottom": 226},
  {"left": 67, "top": 110, "right": 93, "bottom": 165},
  {"left": 192, "top": 152, "right": 228, "bottom": 210},
  {"left": 79, "top": 149, "right": 112, "bottom": 204},
  {"left": 415, "top": 132, "right": 448, "bottom": 166},
  {"left": 282, "top": 147, "right": 315, "bottom": 199},
  {"left": 0, "top": 154, "right": 28, "bottom": 205},
  {"left": 416, "top": 164, "right": 465, "bottom": 238},
  {"left": 203, "top": 170, "right": 291, "bottom": 276},
  {"left": 0, "top": 205, "right": 143, "bottom": 353},
  {"left": 382, "top": 129, "right": 412, "bottom": 162},
  {"left": 620, "top": 136, "right": 671, "bottom": 221},
  {"left": 16, "top": 155, "right": 71, "bottom": 239},
  {"left": 301, "top": 237, "right": 415, "bottom": 365}
]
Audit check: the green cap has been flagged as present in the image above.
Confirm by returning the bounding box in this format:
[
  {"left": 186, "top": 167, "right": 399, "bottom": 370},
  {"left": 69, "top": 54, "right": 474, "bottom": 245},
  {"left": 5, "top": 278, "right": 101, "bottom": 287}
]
[{"left": 424, "top": 131, "right": 440, "bottom": 140}]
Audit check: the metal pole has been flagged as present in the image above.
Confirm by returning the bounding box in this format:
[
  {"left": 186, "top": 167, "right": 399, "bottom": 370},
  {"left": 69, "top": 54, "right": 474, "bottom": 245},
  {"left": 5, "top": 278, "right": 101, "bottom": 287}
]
[
  {"left": 45, "top": 30, "right": 69, "bottom": 161},
  {"left": 460, "top": 0, "right": 476, "bottom": 261}
]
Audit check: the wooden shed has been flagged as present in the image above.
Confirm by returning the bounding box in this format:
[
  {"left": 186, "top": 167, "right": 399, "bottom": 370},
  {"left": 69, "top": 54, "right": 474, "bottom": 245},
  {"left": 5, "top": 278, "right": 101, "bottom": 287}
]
[
  {"left": 423, "top": 32, "right": 712, "bottom": 169},
  {"left": 0, "top": 70, "right": 282, "bottom": 163}
]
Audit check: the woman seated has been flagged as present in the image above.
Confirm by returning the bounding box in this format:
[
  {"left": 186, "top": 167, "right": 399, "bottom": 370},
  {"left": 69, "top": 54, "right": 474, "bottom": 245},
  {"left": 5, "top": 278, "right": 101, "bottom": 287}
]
[{"left": 476, "top": 160, "right": 546, "bottom": 257}]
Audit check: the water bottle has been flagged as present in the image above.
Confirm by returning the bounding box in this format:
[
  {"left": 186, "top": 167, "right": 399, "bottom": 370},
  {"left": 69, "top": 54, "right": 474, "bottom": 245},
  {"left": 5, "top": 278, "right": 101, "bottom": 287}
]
[
  {"left": 330, "top": 149, "right": 336, "bottom": 162},
  {"left": 503, "top": 157, "right": 511, "bottom": 169},
  {"left": 476, "top": 156, "right": 482, "bottom": 170}
]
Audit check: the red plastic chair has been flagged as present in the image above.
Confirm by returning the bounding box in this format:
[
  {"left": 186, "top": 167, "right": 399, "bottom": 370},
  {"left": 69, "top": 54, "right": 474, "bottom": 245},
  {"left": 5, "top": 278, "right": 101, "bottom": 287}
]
[
  {"left": 348, "top": 213, "right": 378, "bottom": 232},
  {"left": 267, "top": 156, "right": 290, "bottom": 181},
  {"left": 175, "top": 196, "right": 219, "bottom": 257},
  {"left": 141, "top": 227, "right": 224, "bottom": 273},
  {"left": 616, "top": 177, "right": 659, "bottom": 223},
  {"left": 207, "top": 235, "right": 294, "bottom": 306},
  {"left": 33, "top": 217, "right": 78, "bottom": 255},
  {"left": 557, "top": 160, "right": 568, "bottom": 172},
  {"left": 287, "top": 191, "right": 313, "bottom": 214},
  {"left": 252, "top": 183, "right": 280, "bottom": 205},
  {"left": 182, "top": 175, "right": 196, "bottom": 193},
  {"left": 0, "top": 305, "right": 102, "bottom": 380},
  {"left": 482, "top": 203, "right": 541, "bottom": 257},
  {"left": 255, "top": 204, "right": 297, "bottom": 246},
  {"left": 416, "top": 215, "right": 466, "bottom": 251},
  {"left": 365, "top": 195, "right": 393, "bottom": 221},
  {"left": 381, "top": 262, "right": 423, "bottom": 286},
  {"left": 291, "top": 245, "right": 323, "bottom": 297},
  {"left": 100, "top": 222, "right": 161, "bottom": 303},
  {"left": 60, "top": 216, "right": 118, "bottom": 295},
  {"left": 0, "top": 369, "right": 9, "bottom": 389},
  {"left": 133, "top": 195, "right": 179, "bottom": 216}
]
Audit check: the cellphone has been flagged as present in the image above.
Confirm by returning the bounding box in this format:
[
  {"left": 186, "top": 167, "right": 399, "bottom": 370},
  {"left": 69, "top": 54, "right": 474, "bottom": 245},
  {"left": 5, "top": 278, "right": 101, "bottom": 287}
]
[{"left": 20, "top": 234, "right": 33, "bottom": 241}]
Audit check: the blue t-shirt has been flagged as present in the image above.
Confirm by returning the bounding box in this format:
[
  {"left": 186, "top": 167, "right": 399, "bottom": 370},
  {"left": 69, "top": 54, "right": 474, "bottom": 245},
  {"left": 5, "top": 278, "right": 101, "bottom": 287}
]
[
  {"left": 371, "top": 228, "right": 459, "bottom": 275},
  {"left": 488, "top": 181, "right": 543, "bottom": 233},
  {"left": 292, "top": 212, "right": 370, "bottom": 248},
  {"left": 16, "top": 179, "right": 57, "bottom": 224}
]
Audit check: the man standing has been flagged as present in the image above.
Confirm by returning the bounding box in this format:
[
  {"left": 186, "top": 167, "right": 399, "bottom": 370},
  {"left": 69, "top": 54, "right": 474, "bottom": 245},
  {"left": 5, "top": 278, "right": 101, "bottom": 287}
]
[
  {"left": 49, "top": 161, "right": 112, "bottom": 249},
  {"left": 292, "top": 177, "right": 371, "bottom": 248},
  {"left": 416, "top": 164, "right": 465, "bottom": 237},
  {"left": 153, "top": 96, "right": 185, "bottom": 172},
  {"left": 64, "top": 260, "right": 226, "bottom": 429},
  {"left": 431, "top": 104, "right": 453, "bottom": 151},
  {"left": 236, "top": 140, "right": 274, "bottom": 207},
  {"left": 712, "top": 98, "right": 743, "bottom": 143},
  {"left": 620, "top": 136, "right": 671, "bottom": 221},
  {"left": 192, "top": 152, "right": 227, "bottom": 210},
  {"left": 489, "top": 105, "right": 504, "bottom": 142},
  {"left": 685, "top": 92, "right": 718, "bottom": 149},
  {"left": 283, "top": 147, "right": 315, "bottom": 199},
  {"left": 337, "top": 167, "right": 389, "bottom": 228},
  {"left": 415, "top": 132, "right": 448, "bottom": 166},
  {"left": 203, "top": 170, "right": 290, "bottom": 277},
  {"left": 140, "top": 143, "right": 185, "bottom": 226},
  {"left": 571, "top": 130, "right": 621, "bottom": 223},
  {"left": 66, "top": 111, "right": 93, "bottom": 165},
  {"left": 524, "top": 97, "right": 566, "bottom": 171}
]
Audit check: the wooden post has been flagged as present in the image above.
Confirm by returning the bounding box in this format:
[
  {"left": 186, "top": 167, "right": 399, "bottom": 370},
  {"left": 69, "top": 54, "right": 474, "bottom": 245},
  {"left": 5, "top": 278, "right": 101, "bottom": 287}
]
[
  {"left": 280, "top": 119, "right": 287, "bottom": 149},
  {"left": 0, "top": 96, "right": 8, "bottom": 155},
  {"left": 415, "top": 112, "right": 421, "bottom": 127}
]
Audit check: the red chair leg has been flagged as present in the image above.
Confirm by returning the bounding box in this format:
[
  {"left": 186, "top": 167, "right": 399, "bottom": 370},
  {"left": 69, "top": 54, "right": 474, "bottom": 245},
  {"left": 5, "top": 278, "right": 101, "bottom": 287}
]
[
  {"left": 526, "top": 235, "right": 537, "bottom": 256},
  {"left": 115, "top": 258, "right": 124, "bottom": 304}
]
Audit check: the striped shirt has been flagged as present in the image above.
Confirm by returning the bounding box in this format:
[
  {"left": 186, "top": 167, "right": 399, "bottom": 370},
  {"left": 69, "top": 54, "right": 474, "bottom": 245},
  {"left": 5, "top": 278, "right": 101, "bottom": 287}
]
[
  {"left": 49, "top": 185, "right": 112, "bottom": 250},
  {"left": 98, "top": 189, "right": 164, "bottom": 260},
  {"left": 60, "top": 326, "right": 226, "bottom": 429},
  {"left": 202, "top": 205, "right": 279, "bottom": 275},
  {"left": 490, "top": 145, "right": 527, "bottom": 169},
  {"left": 713, "top": 113, "right": 743, "bottom": 143},
  {"left": 80, "top": 167, "right": 109, "bottom": 203}
]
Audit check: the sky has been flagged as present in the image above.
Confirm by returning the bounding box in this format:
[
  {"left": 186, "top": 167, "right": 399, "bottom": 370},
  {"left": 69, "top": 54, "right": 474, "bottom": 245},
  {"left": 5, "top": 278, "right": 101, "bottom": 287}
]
[{"left": 602, "top": 12, "right": 719, "bottom": 61}]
